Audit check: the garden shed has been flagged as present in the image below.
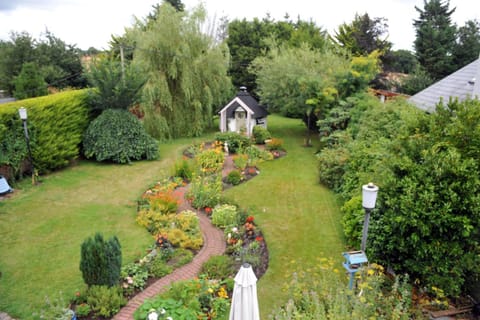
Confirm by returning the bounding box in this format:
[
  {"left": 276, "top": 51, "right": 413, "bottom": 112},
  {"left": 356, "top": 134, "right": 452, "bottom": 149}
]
[{"left": 218, "top": 87, "right": 268, "bottom": 136}]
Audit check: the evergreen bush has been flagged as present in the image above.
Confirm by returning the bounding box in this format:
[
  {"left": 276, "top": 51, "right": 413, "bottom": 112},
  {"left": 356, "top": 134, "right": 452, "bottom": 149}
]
[
  {"left": 83, "top": 109, "right": 159, "bottom": 164},
  {"left": 79, "top": 233, "right": 122, "bottom": 287}
]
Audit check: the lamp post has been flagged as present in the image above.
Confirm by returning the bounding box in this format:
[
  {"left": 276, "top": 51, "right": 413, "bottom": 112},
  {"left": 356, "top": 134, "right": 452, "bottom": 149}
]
[
  {"left": 361, "top": 182, "right": 379, "bottom": 252},
  {"left": 18, "top": 107, "right": 36, "bottom": 185}
]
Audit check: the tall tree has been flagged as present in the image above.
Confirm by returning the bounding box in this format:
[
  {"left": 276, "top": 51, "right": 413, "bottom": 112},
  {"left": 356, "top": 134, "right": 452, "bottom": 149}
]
[
  {"left": 227, "top": 16, "right": 329, "bottom": 95},
  {"left": 333, "top": 13, "right": 391, "bottom": 56},
  {"left": 0, "top": 32, "right": 36, "bottom": 94},
  {"left": 413, "top": 0, "right": 457, "bottom": 80},
  {"left": 86, "top": 57, "right": 146, "bottom": 115},
  {"left": 13, "top": 62, "right": 48, "bottom": 99},
  {"left": 133, "top": 3, "right": 232, "bottom": 140},
  {"left": 453, "top": 19, "right": 480, "bottom": 68},
  {"left": 35, "top": 30, "right": 86, "bottom": 88},
  {"left": 0, "top": 30, "right": 86, "bottom": 95}
]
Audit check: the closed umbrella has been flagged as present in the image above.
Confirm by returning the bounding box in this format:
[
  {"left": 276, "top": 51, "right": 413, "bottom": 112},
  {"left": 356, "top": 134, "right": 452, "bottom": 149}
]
[{"left": 229, "top": 263, "right": 260, "bottom": 320}]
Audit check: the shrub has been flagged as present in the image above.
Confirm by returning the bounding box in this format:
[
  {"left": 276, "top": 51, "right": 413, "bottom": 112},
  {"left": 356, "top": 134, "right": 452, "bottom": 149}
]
[
  {"left": 214, "top": 132, "right": 251, "bottom": 153},
  {"left": 86, "top": 285, "right": 126, "bottom": 318},
  {"left": 173, "top": 158, "right": 193, "bottom": 181},
  {"left": 195, "top": 149, "right": 224, "bottom": 175},
  {"left": 252, "top": 125, "right": 271, "bottom": 144},
  {"left": 233, "top": 154, "right": 248, "bottom": 169},
  {"left": 226, "top": 170, "right": 242, "bottom": 185},
  {"left": 188, "top": 174, "right": 222, "bottom": 209},
  {"left": 74, "top": 303, "right": 91, "bottom": 317},
  {"left": 79, "top": 233, "right": 122, "bottom": 287},
  {"left": 340, "top": 196, "right": 364, "bottom": 248},
  {"left": 169, "top": 248, "right": 194, "bottom": 268},
  {"left": 148, "top": 258, "right": 173, "bottom": 278},
  {"left": 265, "top": 138, "right": 285, "bottom": 151},
  {"left": 121, "top": 263, "right": 149, "bottom": 290},
  {"left": 211, "top": 204, "right": 239, "bottom": 228},
  {"left": 34, "top": 292, "right": 75, "bottom": 320},
  {"left": 269, "top": 262, "right": 416, "bottom": 319},
  {"left": 83, "top": 109, "right": 159, "bottom": 164},
  {"left": 200, "top": 255, "right": 234, "bottom": 279},
  {"left": 144, "top": 190, "right": 179, "bottom": 214}
]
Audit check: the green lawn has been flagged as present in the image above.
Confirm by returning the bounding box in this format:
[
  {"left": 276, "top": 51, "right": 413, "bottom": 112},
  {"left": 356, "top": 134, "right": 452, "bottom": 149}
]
[
  {"left": 0, "top": 138, "right": 205, "bottom": 319},
  {"left": 224, "top": 115, "right": 345, "bottom": 317},
  {"left": 0, "top": 115, "right": 345, "bottom": 319}
]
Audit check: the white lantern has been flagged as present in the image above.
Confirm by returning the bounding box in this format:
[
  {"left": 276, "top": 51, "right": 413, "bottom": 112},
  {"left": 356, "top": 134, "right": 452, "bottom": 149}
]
[
  {"left": 18, "top": 107, "right": 27, "bottom": 120},
  {"left": 362, "top": 183, "right": 379, "bottom": 210}
]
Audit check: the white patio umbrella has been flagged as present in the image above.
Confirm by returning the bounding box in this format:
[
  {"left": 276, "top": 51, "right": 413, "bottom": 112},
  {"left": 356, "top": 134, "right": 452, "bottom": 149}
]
[{"left": 229, "top": 263, "right": 260, "bottom": 320}]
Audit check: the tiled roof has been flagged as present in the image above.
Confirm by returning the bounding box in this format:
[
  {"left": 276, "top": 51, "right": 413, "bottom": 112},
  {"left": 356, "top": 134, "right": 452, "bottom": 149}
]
[
  {"left": 409, "top": 58, "right": 480, "bottom": 113},
  {"left": 223, "top": 90, "right": 268, "bottom": 118}
]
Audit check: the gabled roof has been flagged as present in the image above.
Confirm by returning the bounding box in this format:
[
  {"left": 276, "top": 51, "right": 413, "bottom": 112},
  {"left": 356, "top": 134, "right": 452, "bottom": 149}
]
[
  {"left": 409, "top": 58, "right": 480, "bottom": 113},
  {"left": 219, "top": 89, "right": 268, "bottom": 119}
]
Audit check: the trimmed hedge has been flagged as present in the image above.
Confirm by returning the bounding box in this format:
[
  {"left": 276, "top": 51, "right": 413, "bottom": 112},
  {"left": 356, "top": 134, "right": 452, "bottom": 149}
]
[{"left": 0, "top": 89, "right": 91, "bottom": 176}]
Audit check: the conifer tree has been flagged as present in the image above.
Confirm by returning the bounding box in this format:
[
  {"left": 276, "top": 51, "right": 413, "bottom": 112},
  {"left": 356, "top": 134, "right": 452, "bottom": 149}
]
[
  {"left": 413, "top": 0, "right": 457, "bottom": 80},
  {"left": 79, "top": 233, "right": 122, "bottom": 287}
]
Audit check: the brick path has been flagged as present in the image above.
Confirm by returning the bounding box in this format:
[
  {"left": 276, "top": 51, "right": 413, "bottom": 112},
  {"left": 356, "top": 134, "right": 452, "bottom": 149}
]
[{"left": 113, "top": 177, "right": 228, "bottom": 319}]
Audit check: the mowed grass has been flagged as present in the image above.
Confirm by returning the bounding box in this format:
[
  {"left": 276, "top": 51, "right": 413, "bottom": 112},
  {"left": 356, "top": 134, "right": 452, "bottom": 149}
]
[
  {"left": 0, "top": 116, "right": 345, "bottom": 319},
  {"left": 224, "top": 114, "right": 346, "bottom": 317},
  {"left": 0, "top": 139, "right": 203, "bottom": 319}
]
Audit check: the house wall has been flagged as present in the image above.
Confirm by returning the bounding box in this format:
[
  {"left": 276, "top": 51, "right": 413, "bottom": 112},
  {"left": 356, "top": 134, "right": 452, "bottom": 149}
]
[{"left": 226, "top": 117, "right": 263, "bottom": 136}]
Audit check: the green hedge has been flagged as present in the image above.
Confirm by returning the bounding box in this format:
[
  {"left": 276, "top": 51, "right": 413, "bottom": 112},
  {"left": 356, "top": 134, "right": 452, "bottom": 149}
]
[{"left": 0, "top": 89, "right": 91, "bottom": 176}]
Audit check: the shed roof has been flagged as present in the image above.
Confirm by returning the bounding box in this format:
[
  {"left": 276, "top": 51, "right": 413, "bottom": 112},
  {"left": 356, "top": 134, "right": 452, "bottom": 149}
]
[
  {"left": 220, "top": 89, "right": 268, "bottom": 119},
  {"left": 409, "top": 58, "right": 480, "bottom": 113}
]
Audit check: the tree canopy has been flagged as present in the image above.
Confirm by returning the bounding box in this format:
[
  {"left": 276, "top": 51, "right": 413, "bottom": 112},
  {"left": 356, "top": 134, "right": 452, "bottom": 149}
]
[
  {"left": 132, "top": 3, "right": 232, "bottom": 140},
  {"left": 333, "top": 13, "right": 391, "bottom": 57},
  {"left": 0, "top": 30, "right": 86, "bottom": 96},
  {"left": 413, "top": 0, "right": 457, "bottom": 80}
]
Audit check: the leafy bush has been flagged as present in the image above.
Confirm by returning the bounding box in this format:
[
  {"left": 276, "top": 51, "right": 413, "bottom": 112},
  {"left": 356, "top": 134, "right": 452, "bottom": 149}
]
[
  {"left": 233, "top": 154, "right": 248, "bottom": 169},
  {"left": 169, "top": 248, "right": 194, "bottom": 268},
  {"left": 79, "top": 233, "right": 122, "bottom": 287},
  {"left": 34, "top": 292, "right": 75, "bottom": 320},
  {"left": 211, "top": 204, "right": 239, "bottom": 228},
  {"left": 200, "top": 255, "right": 234, "bottom": 279},
  {"left": 340, "top": 196, "right": 364, "bottom": 248},
  {"left": 173, "top": 158, "right": 193, "bottom": 181},
  {"left": 74, "top": 303, "right": 91, "bottom": 317},
  {"left": 265, "top": 137, "right": 285, "bottom": 151},
  {"left": 148, "top": 258, "right": 174, "bottom": 278},
  {"left": 121, "top": 263, "right": 149, "bottom": 290},
  {"left": 86, "top": 285, "right": 126, "bottom": 318},
  {"left": 252, "top": 125, "right": 271, "bottom": 144},
  {"left": 134, "top": 277, "right": 230, "bottom": 320},
  {"left": 83, "top": 109, "right": 159, "bottom": 164},
  {"left": 214, "top": 132, "right": 251, "bottom": 153},
  {"left": 226, "top": 170, "right": 242, "bottom": 185},
  {"left": 188, "top": 174, "right": 223, "bottom": 209},
  {"left": 269, "top": 262, "right": 416, "bottom": 319},
  {"left": 195, "top": 149, "right": 224, "bottom": 175}
]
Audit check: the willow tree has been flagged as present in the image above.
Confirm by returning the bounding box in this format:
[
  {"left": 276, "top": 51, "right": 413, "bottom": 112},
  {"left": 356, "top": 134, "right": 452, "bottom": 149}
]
[{"left": 133, "top": 3, "right": 232, "bottom": 139}]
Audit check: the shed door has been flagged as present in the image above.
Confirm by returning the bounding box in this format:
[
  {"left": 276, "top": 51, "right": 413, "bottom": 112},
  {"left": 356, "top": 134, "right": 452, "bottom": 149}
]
[{"left": 235, "top": 109, "right": 246, "bottom": 133}]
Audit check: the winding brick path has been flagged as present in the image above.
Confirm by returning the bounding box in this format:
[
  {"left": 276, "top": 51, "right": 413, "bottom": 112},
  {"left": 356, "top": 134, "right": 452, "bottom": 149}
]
[{"left": 113, "top": 165, "right": 231, "bottom": 319}]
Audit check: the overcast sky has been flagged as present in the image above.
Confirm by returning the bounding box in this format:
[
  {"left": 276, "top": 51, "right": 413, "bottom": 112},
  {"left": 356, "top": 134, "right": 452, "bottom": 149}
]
[{"left": 0, "top": 0, "right": 478, "bottom": 51}]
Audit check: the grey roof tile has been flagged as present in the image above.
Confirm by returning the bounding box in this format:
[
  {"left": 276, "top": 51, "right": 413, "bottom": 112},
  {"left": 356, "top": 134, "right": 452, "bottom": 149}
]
[{"left": 409, "top": 58, "right": 480, "bottom": 112}]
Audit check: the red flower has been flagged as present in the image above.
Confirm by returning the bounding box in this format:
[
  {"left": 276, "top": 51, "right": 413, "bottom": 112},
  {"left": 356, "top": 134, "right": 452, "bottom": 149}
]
[
  {"left": 205, "top": 207, "right": 212, "bottom": 214},
  {"left": 255, "top": 236, "right": 264, "bottom": 242},
  {"left": 246, "top": 216, "right": 255, "bottom": 223}
]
